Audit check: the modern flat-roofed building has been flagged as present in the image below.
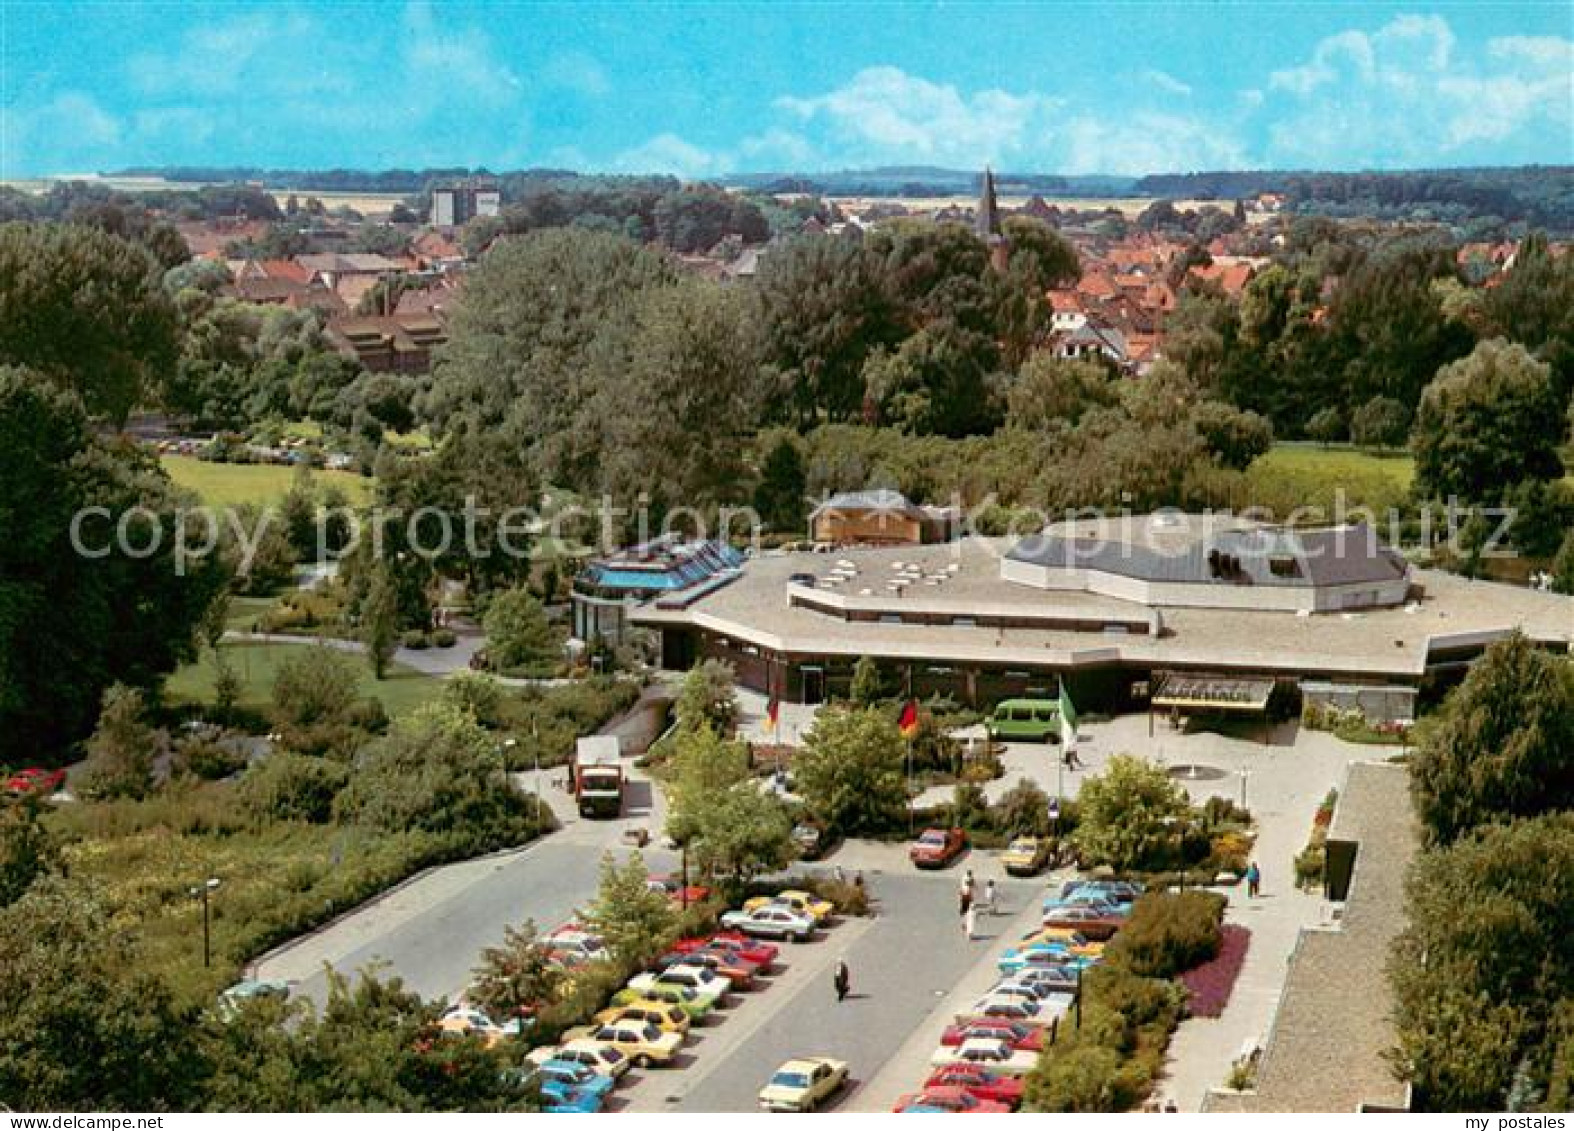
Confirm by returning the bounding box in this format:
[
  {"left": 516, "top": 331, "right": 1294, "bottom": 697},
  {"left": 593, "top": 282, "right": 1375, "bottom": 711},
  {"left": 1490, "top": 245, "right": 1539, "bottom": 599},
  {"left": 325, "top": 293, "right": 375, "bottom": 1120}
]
[
  {"left": 572, "top": 536, "right": 745, "bottom": 647},
  {"left": 626, "top": 514, "right": 1571, "bottom": 719},
  {"left": 430, "top": 180, "right": 501, "bottom": 228}
]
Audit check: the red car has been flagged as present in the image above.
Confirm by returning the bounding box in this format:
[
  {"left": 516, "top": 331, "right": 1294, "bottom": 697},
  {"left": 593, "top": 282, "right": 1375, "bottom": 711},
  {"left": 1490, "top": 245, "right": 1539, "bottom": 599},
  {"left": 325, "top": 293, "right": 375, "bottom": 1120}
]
[
  {"left": 673, "top": 933, "right": 779, "bottom": 971},
  {"left": 646, "top": 874, "right": 712, "bottom": 906},
  {"left": 893, "top": 1085, "right": 1010, "bottom": 1114},
  {"left": 924, "top": 1065, "right": 1025, "bottom": 1108},
  {"left": 4, "top": 767, "right": 66, "bottom": 796},
  {"left": 938, "top": 1019, "right": 1046, "bottom": 1052},
  {"left": 909, "top": 827, "right": 967, "bottom": 869}
]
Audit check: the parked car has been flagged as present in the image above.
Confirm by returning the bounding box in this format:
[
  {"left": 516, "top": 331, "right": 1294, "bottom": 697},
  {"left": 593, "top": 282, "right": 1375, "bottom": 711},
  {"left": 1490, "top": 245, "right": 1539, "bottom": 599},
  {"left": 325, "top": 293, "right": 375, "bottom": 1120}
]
[
  {"left": 563, "top": 1020, "right": 683, "bottom": 1067},
  {"left": 216, "top": 978, "right": 290, "bottom": 1020},
  {"left": 527, "top": 1039, "right": 630, "bottom": 1079},
  {"left": 742, "top": 888, "right": 834, "bottom": 925},
  {"left": 536, "top": 1060, "right": 615, "bottom": 1113},
  {"left": 1040, "top": 903, "right": 1126, "bottom": 940},
  {"left": 610, "top": 982, "right": 715, "bottom": 1021},
  {"left": 791, "top": 822, "right": 830, "bottom": 860},
  {"left": 938, "top": 1019, "right": 1046, "bottom": 1052},
  {"left": 439, "top": 1007, "right": 526, "bottom": 1048},
  {"left": 627, "top": 964, "right": 730, "bottom": 1007},
  {"left": 909, "top": 826, "right": 967, "bottom": 869},
  {"left": 758, "top": 1056, "right": 849, "bottom": 1112},
  {"left": 893, "top": 1085, "right": 1010, "bottom": 1113},
  {"left": 923, "top": 1065, "right": 1025, "bottom": 1108},
  {"left": 985, "top": 699, "right": 1060, "bottom": 743},
  {"left": 1059, "top": 879, "right": 1144, "bottom": 904},
  {"left": 594, "top": 999, "right": 690, "bottom": 1035},
  {"left": 995, "top": 948, "right": 1096, "bottom": 980},
  {"left": 646, "top": 873, "right": 712, "bottom": 906},
  {"left": 999, "top": 835, "right": 1052, "bottom": 876},
  {"left": 4, "top": 767, "right": 66, "bottom": 796},
  {"left": 1018, "top": 926, "right": 1105, "bottom": 956},
  {"left": 720, "top": 904, "right": 816, "bottom": 942},
  {"left": 930, "top": 1037, "right": 1039, "bottom": 1077},
  {"left": 1007, "top": 966, "right": 1088, "bottom": 995},
  {"left": 673, "top": 932, "right": 779, "bottom": 970},
  {"left": 655, "top": 948, "right": 754, "bottom": 989},
  {"left": 958, "top": 992, "right": 1047, "bottom": 1024}
]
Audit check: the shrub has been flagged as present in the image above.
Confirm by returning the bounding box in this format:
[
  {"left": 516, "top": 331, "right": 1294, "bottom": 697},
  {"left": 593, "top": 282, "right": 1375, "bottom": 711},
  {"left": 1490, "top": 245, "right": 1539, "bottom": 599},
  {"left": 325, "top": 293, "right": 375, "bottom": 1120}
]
[
  {"left": 238, "top": 753, "right": 349, "bottom": 824},
  {"left": 171, "top": 735, "right": 248, "bottom": 781},
  {"left": 432, "top": 628, "right": 457, "bottom": 648},
  {"left": 1105, "top": 891, "right": 1225, "bottom": 979},
  {"left": 401, "top": 630, "right": 430, "bottom": 650},
  {"left": 1180, "top": 924, "right": 1251, "bottom": 1018},
  {"left": 1026, "top": 1044, "right": 1127, "bottom": 1112}
]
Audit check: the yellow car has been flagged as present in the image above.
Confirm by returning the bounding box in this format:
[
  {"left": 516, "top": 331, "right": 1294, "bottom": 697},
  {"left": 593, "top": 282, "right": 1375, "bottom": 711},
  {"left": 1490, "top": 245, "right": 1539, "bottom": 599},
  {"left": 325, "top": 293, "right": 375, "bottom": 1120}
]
[
  {"left": 759, "top": 1056, "right": 849, "bottom": 1112},
  {"left": 1000, "top": 836, "right": 1053, "bottom": 876},
  {"left": 743, "top": 889, "right": 835, "bottom": 925},
  {"left": 1019, "top": 926, "right": 1105, "bottom": 957},
  {"left": 595, "top": 999, "right": 691, "bottom": 1035},
  {"left": 563, "top": 1019, "right": 683, "bottom": 1067}
]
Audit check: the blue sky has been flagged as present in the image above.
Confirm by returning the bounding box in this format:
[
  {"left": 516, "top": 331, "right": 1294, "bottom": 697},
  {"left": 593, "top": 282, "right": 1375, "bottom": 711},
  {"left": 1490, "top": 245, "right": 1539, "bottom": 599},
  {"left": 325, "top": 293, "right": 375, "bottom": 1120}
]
[{"left": 2, "top": 2, "right": 1571, "bottom": 178}]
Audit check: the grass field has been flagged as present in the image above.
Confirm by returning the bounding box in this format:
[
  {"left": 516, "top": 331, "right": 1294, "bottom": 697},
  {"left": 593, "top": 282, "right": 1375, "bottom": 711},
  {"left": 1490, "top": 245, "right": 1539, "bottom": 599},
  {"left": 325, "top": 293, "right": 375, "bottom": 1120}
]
[
  {"left": 161, "top": 455, "right": 374, "bottom": 508},
  {"left": 1242, "top": 443, "right": 1416, "bottom": 519},
  {"left": 167, "top": 641, "right": 445, "bottom": 719}
]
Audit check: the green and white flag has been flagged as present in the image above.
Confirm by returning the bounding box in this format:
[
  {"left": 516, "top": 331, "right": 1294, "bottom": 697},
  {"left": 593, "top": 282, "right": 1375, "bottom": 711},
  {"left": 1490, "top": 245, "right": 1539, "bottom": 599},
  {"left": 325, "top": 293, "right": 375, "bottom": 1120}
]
[{"left": 1058, "top": 682, "right": 1078, "bottom": 746}]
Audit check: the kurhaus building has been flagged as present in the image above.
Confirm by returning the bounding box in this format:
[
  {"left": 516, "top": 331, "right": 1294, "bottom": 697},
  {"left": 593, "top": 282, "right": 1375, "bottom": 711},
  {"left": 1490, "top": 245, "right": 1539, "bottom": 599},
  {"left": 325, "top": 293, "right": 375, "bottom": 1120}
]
[{"left": 621, "top": 514, "right": 1572, "bottom": 724}]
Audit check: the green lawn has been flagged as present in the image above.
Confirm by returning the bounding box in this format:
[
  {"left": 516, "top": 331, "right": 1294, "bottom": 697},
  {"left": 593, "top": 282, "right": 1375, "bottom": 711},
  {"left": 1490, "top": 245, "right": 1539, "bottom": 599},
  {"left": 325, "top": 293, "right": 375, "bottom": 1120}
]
[
  {"left": 167, "top": 641, "right": 445, "bottom": 719},
  {"left": 161, "top": 455, "right": 374, "bottom": 508},
  {"left": 1243, "top": 443, "right": 1416, "bottom": 519}
]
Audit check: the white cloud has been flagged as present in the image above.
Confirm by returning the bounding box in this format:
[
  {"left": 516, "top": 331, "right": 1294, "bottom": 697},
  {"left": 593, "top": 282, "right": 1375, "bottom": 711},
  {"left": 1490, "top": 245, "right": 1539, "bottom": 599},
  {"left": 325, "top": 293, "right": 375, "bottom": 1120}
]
[
  {"left": 1262, "top": 15, "right": 1572, "bottom": 167},
  {"left": 1142, "top": 70, "right": 1193, "bottom": 98},
  {"left": 776, "top": 66, "right": 1061, "bottom": 166},
  {"left": 612, "top": 133, "right": 730, "bottom": 179},
  {"left": 1060, "top": 111, "right": 1247, "bottom": 176},
  {"left": 540, "top": 51, "right": 611, "bottom": 98}
]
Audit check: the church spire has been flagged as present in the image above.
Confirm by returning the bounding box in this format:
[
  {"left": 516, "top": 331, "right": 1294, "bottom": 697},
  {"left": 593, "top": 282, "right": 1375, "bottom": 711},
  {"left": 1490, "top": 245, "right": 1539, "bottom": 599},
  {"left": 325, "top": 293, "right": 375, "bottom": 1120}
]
[{"left": 976, "top": 166, "right": 1002, "bottom": 242}]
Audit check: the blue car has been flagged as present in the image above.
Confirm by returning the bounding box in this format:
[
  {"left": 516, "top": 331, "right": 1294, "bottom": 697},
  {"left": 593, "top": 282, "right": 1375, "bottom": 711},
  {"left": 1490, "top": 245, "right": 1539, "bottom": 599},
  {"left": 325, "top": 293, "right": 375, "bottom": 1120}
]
[
  {"left": 996, "top": 946, "right": 1097, "bottom": 978},
  {"left": 538, "top": 1059, "right": 615, "bottom": 1113}
]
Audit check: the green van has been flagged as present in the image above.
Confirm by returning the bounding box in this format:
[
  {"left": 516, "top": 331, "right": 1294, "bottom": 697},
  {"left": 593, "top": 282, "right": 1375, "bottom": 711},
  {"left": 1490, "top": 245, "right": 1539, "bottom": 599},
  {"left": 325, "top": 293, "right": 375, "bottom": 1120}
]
[{"left": 986, "top": 699, "right": 1060, "bottom": 742}]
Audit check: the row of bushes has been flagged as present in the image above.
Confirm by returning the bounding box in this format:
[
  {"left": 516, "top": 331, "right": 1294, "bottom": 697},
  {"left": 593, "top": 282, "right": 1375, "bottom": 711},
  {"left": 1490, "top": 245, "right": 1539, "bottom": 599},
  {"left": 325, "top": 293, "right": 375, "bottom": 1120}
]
[
  {"left": 1293, "top": 787, "right": 1339, "bottom": 890},
  {"left": 401, "top": 629, "right": 457, "bottom": 650},
  {"left": 1024, "top": 891, "right": 1227, "bottom": 1112}
]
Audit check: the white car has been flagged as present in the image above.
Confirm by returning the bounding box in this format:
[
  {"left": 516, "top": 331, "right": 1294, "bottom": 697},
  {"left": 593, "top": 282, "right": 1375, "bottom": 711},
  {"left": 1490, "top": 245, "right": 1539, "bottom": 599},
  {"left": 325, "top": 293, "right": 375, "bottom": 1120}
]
[
  {"left": 930, "top": 1037, "right": 1039, "bottom": 1077},
  {"left": 438, "top": 1007, "right": 525, "bottom": 1046},
  {"left": 958, "top": 992, "right": 1044, "bottom": 1023},
  {"left": 627, "top": 964, "right": 730, "bottom": 1006},
  {"left": 527, "top": 1039, "right": 631, "bottom": 1079},
  {"left": 720, "top": 904, "right": 816, "bottom": 942},
  {"left": 991, "top": 983, "right": 1075, "bottom": 1019}
]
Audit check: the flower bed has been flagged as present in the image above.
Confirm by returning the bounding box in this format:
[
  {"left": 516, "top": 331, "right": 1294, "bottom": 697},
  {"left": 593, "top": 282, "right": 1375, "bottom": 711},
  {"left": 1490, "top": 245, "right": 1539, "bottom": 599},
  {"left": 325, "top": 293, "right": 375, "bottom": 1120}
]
[{"left": 1180, "top": 924, "right": 1251, "bottom": 1018}]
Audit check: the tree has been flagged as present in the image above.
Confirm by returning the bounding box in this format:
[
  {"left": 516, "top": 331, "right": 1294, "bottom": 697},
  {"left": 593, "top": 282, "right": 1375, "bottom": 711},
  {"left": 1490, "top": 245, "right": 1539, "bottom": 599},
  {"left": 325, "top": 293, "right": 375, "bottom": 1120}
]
[
  {"left": 272, "top": 645, "right": 361, "bottom": 734},
  {"left": 1350, "top": 395, "right": 1411, "bottom": 451},
  {"left": 483, "top": 588, "right": 557, "bottom": 673},
  {"left": 1006, "top": 355, "right": 1118, "bottom": 431},
  {"left": 0, "top": 878, "right": 202, "bottom": 1110},
  {"left": 583, "top": 851, "right": 677, "bottom": 970},
  {"left": 0, "top": 223, "right": 178, "bottom": 422},
  {"left": 0, "top": 369, "right": 228, "bottom": 764},
  {"left": 849, "top": 655, "right": 884, "bottom": 707},
  {"left": 362, "top": 563, "right": 401, "bottom": 680},
  {"left": 995, "top": 777, "right": 1053, "bottom": 837},
  {"left": 1413, "top": 339, "right": 1565, "bottom": 503},
  {"left": 237, "top": 751, "right": 348, "bottom": 824},
  {"left": 469, "top": 919, "right": 563, "bottom": 1025},
  {"left": 1071, "top": 755, "right": 1192, "bottom": 872},
  {"left": 1390, "top": 814, "right": 1574, "bottom": 1110},
  {"left": 662, "top": 726, "right": 793, "bottom": 880},
  {"left": 1306, "top": 406, "right": 1347, "bottom": 447},
  {"left": 335, "top": 702, "right": 543, "bottom": 854},
  {"left": 794, "top": 706, "right": 908, "bottom": 836},
  {"left": 1408, "top": 633, "right": 1574, "bottom": 845},
  {"left": 753, "top": 433, "right": 807, "bottom": 533},
  {"left": 78, "top": 684, "right": 158, "bottom": 800},
  {"left": 0, "top": 798, "right": 57, "bottom": 906},
  {"left": 441, "top": 671, "right": 505, "bottom": 728},
  {"left": 1551, "top": 530, "right": 1574, "bottom": 596},
  {"left": 1191, "top": 401, "right": 1274, "bottom": 469},
  {"left": 675, "top": 658, "right": 739, "bottom": 734}
]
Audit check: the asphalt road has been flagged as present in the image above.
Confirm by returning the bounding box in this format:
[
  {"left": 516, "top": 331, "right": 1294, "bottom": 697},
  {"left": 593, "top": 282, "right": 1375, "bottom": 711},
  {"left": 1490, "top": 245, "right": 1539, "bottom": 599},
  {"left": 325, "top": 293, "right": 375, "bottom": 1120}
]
[{"left": 627, "top": 866, "right": 1044, "bottom": 1113}]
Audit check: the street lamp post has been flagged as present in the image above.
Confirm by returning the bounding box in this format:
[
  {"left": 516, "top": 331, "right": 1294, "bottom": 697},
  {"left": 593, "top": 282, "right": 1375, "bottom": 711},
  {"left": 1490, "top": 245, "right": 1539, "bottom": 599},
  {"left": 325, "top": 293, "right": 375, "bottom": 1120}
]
[
  {"left": 1238, "top": 768, "right": 1250, "bottom": 810},
  {"left": 531, "top": 720, "right": 542, "bottom": 825},
  {"left": 190, "top": 877, "right": 220, "bottom": 968},
  {"left": 501, "top": 738, "right": 518, "bottom": 794}
]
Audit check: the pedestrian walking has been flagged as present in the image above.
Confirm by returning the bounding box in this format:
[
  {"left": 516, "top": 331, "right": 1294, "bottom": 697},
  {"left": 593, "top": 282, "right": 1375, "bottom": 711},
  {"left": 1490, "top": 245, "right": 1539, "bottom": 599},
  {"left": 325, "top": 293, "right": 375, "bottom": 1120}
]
[
  {"left": 1246, "top": 860, "right": 1261, "bottom": 898},
  {"left": 833, "top": 959, "right": 850, "bottom": 1003},
  {"left": 963, "top": 904, "right": 977, "bottom": 940},
  {"left": 1063, "top": 742, "right": 1083, "bottom": 770},
  {"left": 962, "top": 869, "right": 976, "bottom": 901},
  {"left": 983, "top": 878, "right": 997, "bottom": 915},
  {"left": 958, "top": 887, "right": 972, "bottom": 917}
]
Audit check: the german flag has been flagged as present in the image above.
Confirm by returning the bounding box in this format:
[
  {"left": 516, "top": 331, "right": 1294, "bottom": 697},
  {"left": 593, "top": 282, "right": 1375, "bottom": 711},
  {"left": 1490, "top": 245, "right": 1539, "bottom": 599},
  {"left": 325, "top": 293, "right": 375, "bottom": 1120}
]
[
  {"left": 765, "top": 697, "right": 781, "bottom": 735},
  {"left": 897, "top": 699, "right": 920, "bottom": 739}
]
